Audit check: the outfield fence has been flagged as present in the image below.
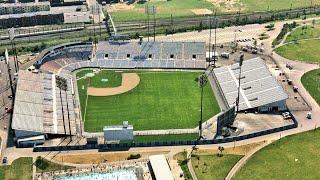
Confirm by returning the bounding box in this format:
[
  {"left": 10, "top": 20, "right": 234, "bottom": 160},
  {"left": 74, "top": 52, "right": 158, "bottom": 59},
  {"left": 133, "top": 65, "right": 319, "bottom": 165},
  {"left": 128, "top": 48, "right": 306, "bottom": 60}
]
[{"left": 33, "top": 113, "right": 298, "bottom": 152}]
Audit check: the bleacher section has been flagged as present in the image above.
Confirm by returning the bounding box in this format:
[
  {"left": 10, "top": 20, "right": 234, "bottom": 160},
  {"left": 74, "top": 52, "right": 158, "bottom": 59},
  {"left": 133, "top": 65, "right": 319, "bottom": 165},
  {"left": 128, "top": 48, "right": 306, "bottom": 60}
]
[
  {"left": 96, "top": 41, "right": 205, "bottom": 60},
  {"left": 37, "top": 41, "right": 207, "bottom": 76},
  {"left": 211, "top": 57, "right": 288, "bottom": 111},
  {"left": 35, "top": 42, "right": 93, "bottom": 73}
]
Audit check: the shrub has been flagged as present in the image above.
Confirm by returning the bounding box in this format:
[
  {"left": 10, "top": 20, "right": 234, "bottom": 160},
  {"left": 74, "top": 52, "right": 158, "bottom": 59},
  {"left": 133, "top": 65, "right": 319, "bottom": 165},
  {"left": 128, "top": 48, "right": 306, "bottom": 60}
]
[{"left": 127, "top": 154, "right": 141, "bottom": 160}]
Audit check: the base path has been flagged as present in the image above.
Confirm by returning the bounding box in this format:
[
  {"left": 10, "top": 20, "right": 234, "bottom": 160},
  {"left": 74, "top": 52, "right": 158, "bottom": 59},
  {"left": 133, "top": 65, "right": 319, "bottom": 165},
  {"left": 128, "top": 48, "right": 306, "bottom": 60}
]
[{"left": 87, "top": 73, "right": 140, "bottom": 96}]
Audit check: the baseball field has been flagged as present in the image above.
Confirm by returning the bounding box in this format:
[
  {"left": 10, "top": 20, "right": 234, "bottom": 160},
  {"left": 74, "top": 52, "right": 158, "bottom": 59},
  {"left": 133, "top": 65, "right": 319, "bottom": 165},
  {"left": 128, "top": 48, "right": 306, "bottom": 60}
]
[{"left": 77, "top": 69, "right": 220, "bottom": 132}]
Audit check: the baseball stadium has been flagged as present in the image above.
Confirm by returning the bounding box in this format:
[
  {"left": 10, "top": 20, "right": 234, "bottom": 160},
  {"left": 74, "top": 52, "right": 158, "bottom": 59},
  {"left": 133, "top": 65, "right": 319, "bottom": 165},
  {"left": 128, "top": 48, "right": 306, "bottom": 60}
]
[{"left": 10, "top": 40, "right": 296, "bottom": 146}]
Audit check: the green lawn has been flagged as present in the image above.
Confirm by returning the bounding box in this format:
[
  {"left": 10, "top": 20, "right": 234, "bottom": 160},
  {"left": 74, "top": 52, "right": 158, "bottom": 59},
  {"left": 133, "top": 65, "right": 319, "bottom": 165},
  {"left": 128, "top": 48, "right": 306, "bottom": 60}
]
[
  {"left": 77, "top": 70, "right": 220, "bottom": 132},
  {"left": 240, "top": 0, "right": 319, "bottom": 12},
  {"left": 285, "top": 24, "right": 320, "bottom": 43},
  {"left": 108, "top": 0, "right": 320, "bottom": 22},
  {"left": 301, "top": 69, "right": 320, "bottom": 106},
  {"left": 275, "top": 39, "right": 320, "bottom": 63},
  {"left": 35, "top": 157, "right": 74, "bottom": 173},
  {"left": 133, "top": 133, "right": 199, "bottom": 143},
  {"left": 235, "top": 129, "right": 320, "bottom": 179},
  {"left": 191, "top": 154, "right": 242, "bottom": 180},
  {"left": 0, "top": 157, "right": 33, "bottom": 180},
  {"left": 110, "top": 0, "right": 213, "bottom": 22}
]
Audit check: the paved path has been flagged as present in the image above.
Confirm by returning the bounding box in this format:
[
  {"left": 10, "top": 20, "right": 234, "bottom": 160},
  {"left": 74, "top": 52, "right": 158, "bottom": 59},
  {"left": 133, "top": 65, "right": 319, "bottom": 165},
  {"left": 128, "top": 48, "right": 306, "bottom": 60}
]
[{"left": 187, "top": 151, "right": 198, "bottom": 180}]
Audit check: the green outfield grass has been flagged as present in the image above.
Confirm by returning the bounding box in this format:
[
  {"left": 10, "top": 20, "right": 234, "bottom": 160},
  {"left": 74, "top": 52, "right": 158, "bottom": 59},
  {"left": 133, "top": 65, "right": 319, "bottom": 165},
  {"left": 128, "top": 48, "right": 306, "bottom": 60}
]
[
  {"left": 285, "top": 24, "right": 320, "bottom": 43},
  {"left": 191, "top": 154, "right": 242, "bottom": 180},
  {"left": 235, "top": 129, "right": 320, "bottom": 179},
  {"left": 275, "top": 39, "right": 320, "bottom": 63},
  {"left": 77, "top": 70, "right": 220, "bottom": 132},
  {"left": 301, "top": 69, "right": 320, "bottom": 106},
  {"left": 0, "top": 157, "right": 33, "bottom": 180}
]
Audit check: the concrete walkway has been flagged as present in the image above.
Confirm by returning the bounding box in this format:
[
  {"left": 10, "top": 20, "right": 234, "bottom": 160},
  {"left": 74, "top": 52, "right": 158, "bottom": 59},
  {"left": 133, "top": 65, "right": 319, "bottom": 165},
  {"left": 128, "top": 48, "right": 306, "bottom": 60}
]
[{"left": 187, "top": 151, "right": 198, "bottom": 180}]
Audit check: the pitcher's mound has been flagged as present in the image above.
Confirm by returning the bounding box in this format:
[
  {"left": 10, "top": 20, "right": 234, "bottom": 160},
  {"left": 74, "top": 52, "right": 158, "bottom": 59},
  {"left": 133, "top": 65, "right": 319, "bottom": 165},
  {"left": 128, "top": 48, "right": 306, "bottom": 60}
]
[
  {"left": 192, "top": 8, "right": 213, "bottom": 15},
  {"left": 87, "top": 73, "right": 140, "bottom": 96}
]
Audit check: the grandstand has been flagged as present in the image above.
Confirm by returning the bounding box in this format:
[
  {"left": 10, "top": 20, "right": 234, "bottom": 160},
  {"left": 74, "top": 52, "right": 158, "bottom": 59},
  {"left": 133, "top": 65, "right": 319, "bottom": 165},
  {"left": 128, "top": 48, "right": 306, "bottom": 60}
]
[
  {"left": 36, "top": 41, "right": 208, "bottom": 76},
  {"left": 12, "top": 70, "right": 79, "bottom": 139},
  {"left": 211, "top": 57, "right": 288, "bottom": 112},
  {"left": 35, "top": 42, "right": 93, "bottom": 73}
]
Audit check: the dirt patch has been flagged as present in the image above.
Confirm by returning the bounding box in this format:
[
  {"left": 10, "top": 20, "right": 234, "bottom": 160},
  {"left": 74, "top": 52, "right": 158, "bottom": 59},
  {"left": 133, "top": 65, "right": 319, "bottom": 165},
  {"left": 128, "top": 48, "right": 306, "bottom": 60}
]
[
  {"left": 191, "top": 8, "right": 213, "bottom": 15},
  {"left": 206, "top": 0, "right": 244, "bottom": 13},
  {"left": 52, "top": 150, "right": 169, "bottom": 164},
  {"left": 87, "top": 73, "right": 140, "bottom": 96},
  {"left": 105, "top": 3, "right": 135, "bottom": 13}
]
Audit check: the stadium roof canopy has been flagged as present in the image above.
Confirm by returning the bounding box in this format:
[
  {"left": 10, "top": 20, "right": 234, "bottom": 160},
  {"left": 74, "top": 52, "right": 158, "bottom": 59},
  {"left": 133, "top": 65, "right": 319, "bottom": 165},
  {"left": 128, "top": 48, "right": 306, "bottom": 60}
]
[
  {"left": 212, "top": 57, "right": 288, "bottom": 111},
  {"left": 12, "top": 70, "right": 77, "bottom": 137}
]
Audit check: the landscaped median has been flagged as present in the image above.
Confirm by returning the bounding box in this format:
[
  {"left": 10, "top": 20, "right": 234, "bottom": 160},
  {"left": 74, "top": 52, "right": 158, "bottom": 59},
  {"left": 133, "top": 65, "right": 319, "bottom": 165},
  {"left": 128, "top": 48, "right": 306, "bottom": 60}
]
[
  {"left": 301, "top": 69, "right": 320, "bottom": 105},
  {"left": 275, "top": 39, "right": 320, "bottom": 63}
]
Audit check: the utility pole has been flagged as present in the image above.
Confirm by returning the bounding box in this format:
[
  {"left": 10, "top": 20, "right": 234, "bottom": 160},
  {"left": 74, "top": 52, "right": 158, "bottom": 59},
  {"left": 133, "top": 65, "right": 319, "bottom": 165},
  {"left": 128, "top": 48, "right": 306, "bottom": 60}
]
[
  {"left": 91, "top": 5, "right": 96, "bottom": 47},
  {"left": 146, "top": 5, "right": 150, "bottom": 42},
  {"left": 9, "top": 28, "right": 18, "bottom": 73},
  {"left": 153, "top": 9, "right": 156, "bottom": 41},
  {"left": 4, "top": 49, "right": 15, "bottom": 98},
  {"left": 98, "top": 3, "right": 102, "bottom": 38},
  {"left": 208, "top": 15, "right": 212, "bottom": 66}
]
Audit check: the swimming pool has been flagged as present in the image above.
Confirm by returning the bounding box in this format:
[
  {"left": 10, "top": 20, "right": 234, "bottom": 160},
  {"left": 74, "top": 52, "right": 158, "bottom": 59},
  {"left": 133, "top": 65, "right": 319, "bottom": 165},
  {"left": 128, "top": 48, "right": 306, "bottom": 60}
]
[{"left": 53, "top": 168, "right": 138, "bottom": 180}]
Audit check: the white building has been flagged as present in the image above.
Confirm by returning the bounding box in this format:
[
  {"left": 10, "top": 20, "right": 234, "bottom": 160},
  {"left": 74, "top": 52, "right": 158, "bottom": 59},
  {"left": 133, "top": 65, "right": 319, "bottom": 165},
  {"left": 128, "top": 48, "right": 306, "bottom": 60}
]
[{"left": 104, "top": 121, "right": 133, "bottom": 141}]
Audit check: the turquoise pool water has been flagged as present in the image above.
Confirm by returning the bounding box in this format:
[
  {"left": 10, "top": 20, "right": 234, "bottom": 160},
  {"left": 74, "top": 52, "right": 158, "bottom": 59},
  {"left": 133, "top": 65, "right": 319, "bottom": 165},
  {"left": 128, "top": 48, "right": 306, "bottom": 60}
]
[{"left": 53, "top": 169, "right": 138, "bottom": 180}]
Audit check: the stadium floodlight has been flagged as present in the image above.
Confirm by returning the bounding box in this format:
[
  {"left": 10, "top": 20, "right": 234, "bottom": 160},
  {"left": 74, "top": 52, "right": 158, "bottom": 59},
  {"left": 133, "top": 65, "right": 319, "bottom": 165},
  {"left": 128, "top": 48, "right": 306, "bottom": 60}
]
[
  {"left": 236, "top": 53, "right": 244, "bottom": 113},
  {"left": 145, "top": 5, "right": 157, "bottom": 42},
  {"left": 198, "top": 74, "right": 207, "bottom": 139}
]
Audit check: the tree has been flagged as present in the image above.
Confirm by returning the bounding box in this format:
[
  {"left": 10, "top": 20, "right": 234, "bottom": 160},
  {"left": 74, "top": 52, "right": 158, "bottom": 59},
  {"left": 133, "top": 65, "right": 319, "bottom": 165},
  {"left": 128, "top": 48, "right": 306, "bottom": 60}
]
[{"left": 56, "top": 76, "right": 71, "bottom": 138}]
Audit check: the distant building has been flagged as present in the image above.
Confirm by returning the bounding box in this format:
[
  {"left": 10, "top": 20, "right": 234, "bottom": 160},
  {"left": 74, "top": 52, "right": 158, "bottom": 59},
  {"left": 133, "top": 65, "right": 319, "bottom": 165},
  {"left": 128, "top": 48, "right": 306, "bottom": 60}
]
[
  {"left": 0, "top": 2, "right": 50, "bottom": 15},
  {"left": 0, "top": 11, "right": 64, "bottom": 28}
]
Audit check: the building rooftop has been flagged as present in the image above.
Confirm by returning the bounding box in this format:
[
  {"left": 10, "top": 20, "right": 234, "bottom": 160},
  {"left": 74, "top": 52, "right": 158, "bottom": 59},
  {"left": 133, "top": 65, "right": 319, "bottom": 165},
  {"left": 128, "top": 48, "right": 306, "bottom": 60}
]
[
  {"left": 149, "top": 155, "right": 174, "bottom": 180},
  {"left": 212, "top": 57, "right": 288, "bottom": 111},
  {"left": 12, "top": 70, "right": 77, "bottom": 136},
  {"left": 0, "top": 2, "right": 50, "bottom": 7}
]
